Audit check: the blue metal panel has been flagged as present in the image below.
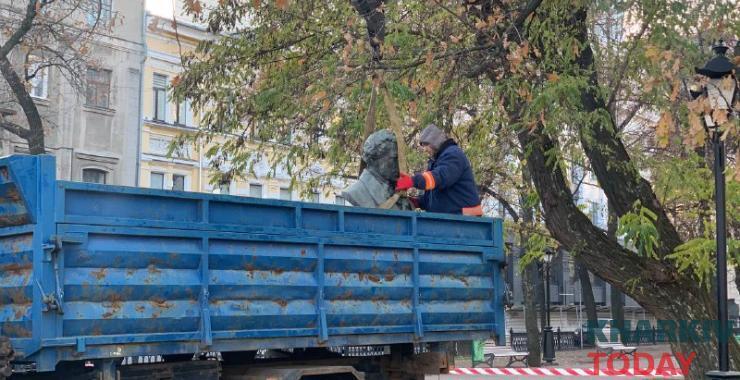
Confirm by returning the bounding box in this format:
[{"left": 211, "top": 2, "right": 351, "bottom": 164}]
[{"left": 0, "top": 155, "right": 506, "bottom": 372}]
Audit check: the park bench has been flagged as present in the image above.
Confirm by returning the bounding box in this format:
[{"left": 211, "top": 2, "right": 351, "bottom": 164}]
[
  {"left": 474, "top": 340, "right": 529, "bottom": 368},
  {"left": 595, "top": 329, "right": 637, "bottom": 357}
]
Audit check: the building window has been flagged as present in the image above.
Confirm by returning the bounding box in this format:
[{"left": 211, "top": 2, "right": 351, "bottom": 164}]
[
  {"left": 86, "top": 0, "right": 113, "bottom": 26},
  {"left": 28, "top": 61, "right": 48, "bottom": 99},
  {"left": 177, "top": 99, "right": 193, "bottom": 126},
  {"left": 150, "top": 172, "right": 164, "bottom": 189},
  {"left": 86, "top": 68, "right": 111, "bottom": 108},
  {"left": 172, "top": 174, "right": 185, "bottom": 191},
  {"left": 249, "top": 183, "right": 263, "bottom": 198},
  {"left": 279, "top": 187, "right": 291, "bottom": 200},
  {"left": 82, "top": 168, "right": 107, "bottom": 184},
  {"left": 309, "top": 191, "right": 320, "bottom": 203},
  {"left": 335, "top": 195, "right": 345, "bottom": 205},
  {"left": 153, "top": 73, "right": 167, "bottom": 121}
]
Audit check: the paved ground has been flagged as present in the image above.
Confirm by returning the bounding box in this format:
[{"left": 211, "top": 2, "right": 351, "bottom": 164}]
[{"left": 432, "top": 344, "right": 685, "bottom": 379}]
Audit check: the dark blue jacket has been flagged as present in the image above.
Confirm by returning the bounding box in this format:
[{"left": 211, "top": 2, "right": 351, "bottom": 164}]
[{"left": 412, "top": 139, "right": 481, "bottom": 214}]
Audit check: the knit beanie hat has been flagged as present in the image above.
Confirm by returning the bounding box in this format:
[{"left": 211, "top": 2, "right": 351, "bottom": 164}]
[{"left": 418, "top": 124, "right": 447, "bottom": 151}]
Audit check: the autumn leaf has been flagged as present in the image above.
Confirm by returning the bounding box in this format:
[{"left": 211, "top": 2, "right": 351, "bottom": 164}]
[
  {"left": 424, "top": 79, "right": 440, "bottom": 93},
  {"left": 655, "top": 111, "right": 673, "bottom": 148},
  {"left": 686, "top": 112, "right": 705, "bottom": 148},
  {"left": 253, "top": 0, "right": 261, "bottom": 7},
  {"left": 475, "top": 19, "right": 487, "bottom": 30},
  {"left": 171, "top": 75, "right": 182, "bottom": 88},
  {"left": 547, "top": 73, "right": 559, "bottom": 83},
  {"left": 669, "top": 79, "right": 680, "bottom": 102},
  {"left": 687, "top": 98, "right": 704, "bottom": 114},
  {"left": 322, "top": 99, "right": 331, "bottom": 112},
  {"left": 312, "top": 90, "right": 327, "bottom": 103},
  {"left": 425, "top": 51, "right": 433, "bottom": 66},
  {"left": 712, "top": 108, "right": 729, "bottom": 126},
  {"left": 645, "top": 45, "right": 661, "bottom": 63},
  {"left": 185, "top": 0, "right": 203, "bottom": 16},
  {"left": 276, "top": 0, "right": 288, "bottom": 10}
]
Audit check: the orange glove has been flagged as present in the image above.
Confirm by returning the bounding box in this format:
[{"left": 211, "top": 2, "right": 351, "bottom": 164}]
[{"left": 395, "top": 173, "right": 413, "bottom": 192}]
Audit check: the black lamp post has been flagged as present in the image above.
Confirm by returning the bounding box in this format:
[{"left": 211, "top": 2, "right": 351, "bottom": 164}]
[
  {"left": 693, "top": 40, "right": 740, "bottom": 380},
  {"left": 542, "top": 248, "right": 556, "bottom": 364}
]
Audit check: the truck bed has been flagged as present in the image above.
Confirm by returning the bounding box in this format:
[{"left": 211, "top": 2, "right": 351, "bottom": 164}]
[{"left": 0, "top": 154, "right": 505, "bottom": 373}]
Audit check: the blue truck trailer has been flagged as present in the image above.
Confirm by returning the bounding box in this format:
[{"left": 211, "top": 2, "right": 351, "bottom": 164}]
[{"left": 0, "top": 154, "right": 506, "bottom": 379}]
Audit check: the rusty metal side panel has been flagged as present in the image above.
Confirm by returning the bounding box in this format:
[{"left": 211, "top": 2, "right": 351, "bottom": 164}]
[{"left": 0, "top": 233, "right": 34, "bottom": 340}]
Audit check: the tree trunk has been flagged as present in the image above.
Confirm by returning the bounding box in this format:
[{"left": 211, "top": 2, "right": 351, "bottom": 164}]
[
  {"left": 575, "top": 258, "right": 598, "bottom": 328},
  {"left": 0, "top": 1, "right": 45, "bottom": 154},
  {"left": 516, "top": 123, "right": 740, "bottom": 379},
  {"left": 522, "top": 258, "right": 541, "bottom": 366},
  {"left": 607, "top": 205, "right": 625, "bottom": 333},
  {"left": 0, "top": 56, "right": 45, "bottom": 154},
  {"left": 519, "top": 171, "right": 541, "bottom": 366}
]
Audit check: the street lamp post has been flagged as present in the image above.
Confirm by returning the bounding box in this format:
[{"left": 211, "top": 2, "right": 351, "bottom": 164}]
[
  {"left": 542, "top": 249, "right": 556, "bottom": 364},
  {"left": 693, "top": 41, "right": 740, "bottom": 380}
]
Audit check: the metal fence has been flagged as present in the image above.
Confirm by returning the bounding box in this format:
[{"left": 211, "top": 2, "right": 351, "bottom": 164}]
[
  {"left": 510, "top": 326, "right": 740, "bottom": 352},
  {"left": 510, "top": 328, "right": 582, "bottom": 352}
]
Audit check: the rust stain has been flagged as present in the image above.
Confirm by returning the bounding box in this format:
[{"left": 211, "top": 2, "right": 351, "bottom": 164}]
[
  {"left": 300, "top": 249, "right": 306, "bottom": 256},
  {"left": 0, "top": 167, "right": 8, "bottom": 180},
  {"left": 358, "top": 272, "right": 366, "bottom": 281},
  {"left": 147, "top": 264, "right": 162, "bottom": 274},
  {"left": 367, "top": 274, "right": 381, "bottom": 283},
  {"left": 337, "top": 291, "right": 353, "bottom": 300},
  {"left": 454, "top": 275, "right": 470, "bottom": 286},
  {"left": 384, "top": 267, "right": 395, "bottom": 282},
  {"left": 0, "top": 262, "right": 32, "bottom": 275},
  {"left": 272, "top": 268, "right": 284, "bottom": 275},
  {"left": 135, "top": 305, "right": 145, "bottom": 313},
  {"left": 274, "top": 299, "right": 288, "bottom": 308},
  {"left": 92, "top": 326, "right": 102, "bottom": 336},
  {"left": 13, "top": 306, "right": 26, "bottom": 320},
  {"left": 149, "top": 297, "right": 172, "bottom": 309},
  {"left": 152, "top": 312, "right": 160, "bottom": 319},
  {"left": 6, "top": 287, "right": 31, "bottom": 304},
  {"left": 1, "top": 323, "right": 30, "bottom": 337},
  {"left": 91, "top": 268, "right": 107, "bottom": 280},
  {"left": 126, "top": 269, "right": 135, "bottom": 276},
  {"left": 4, "top": 187, "right": 21, "bottom": 202}
]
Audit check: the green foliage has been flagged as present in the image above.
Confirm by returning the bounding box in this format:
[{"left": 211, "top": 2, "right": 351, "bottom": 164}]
[
  {"left": 518, "top": 233, "right": 556, "bottom": 272},
  {"left": 618, "top": 201, "right": 660, "bottom": 259}
]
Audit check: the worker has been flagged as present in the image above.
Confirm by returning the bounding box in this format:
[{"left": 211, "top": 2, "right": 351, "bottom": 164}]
[{"left": 394, "top": 124, "right": 482, "bottom": 216}]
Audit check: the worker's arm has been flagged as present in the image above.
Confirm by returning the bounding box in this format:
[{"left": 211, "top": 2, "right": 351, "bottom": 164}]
[{"left": 411, "top": 151, "right": 465, "bottom": 191}]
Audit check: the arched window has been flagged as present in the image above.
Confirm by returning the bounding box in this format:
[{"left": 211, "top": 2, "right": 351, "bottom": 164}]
[{"left": 82, "top": 168, "right": 107, "bottom": 184}]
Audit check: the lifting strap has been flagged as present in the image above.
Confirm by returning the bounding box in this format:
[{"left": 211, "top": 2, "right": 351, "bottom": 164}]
[
  {"left": 358, "top": 74, "right": 380, "bottom": 176},
  {"left": 378, "top": 83, "right": 408, "bottom": 210}
]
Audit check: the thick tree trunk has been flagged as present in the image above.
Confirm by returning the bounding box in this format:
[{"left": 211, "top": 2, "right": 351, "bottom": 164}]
[{"left": 516, "top": 124, "right": 740, "bottom": 379}]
